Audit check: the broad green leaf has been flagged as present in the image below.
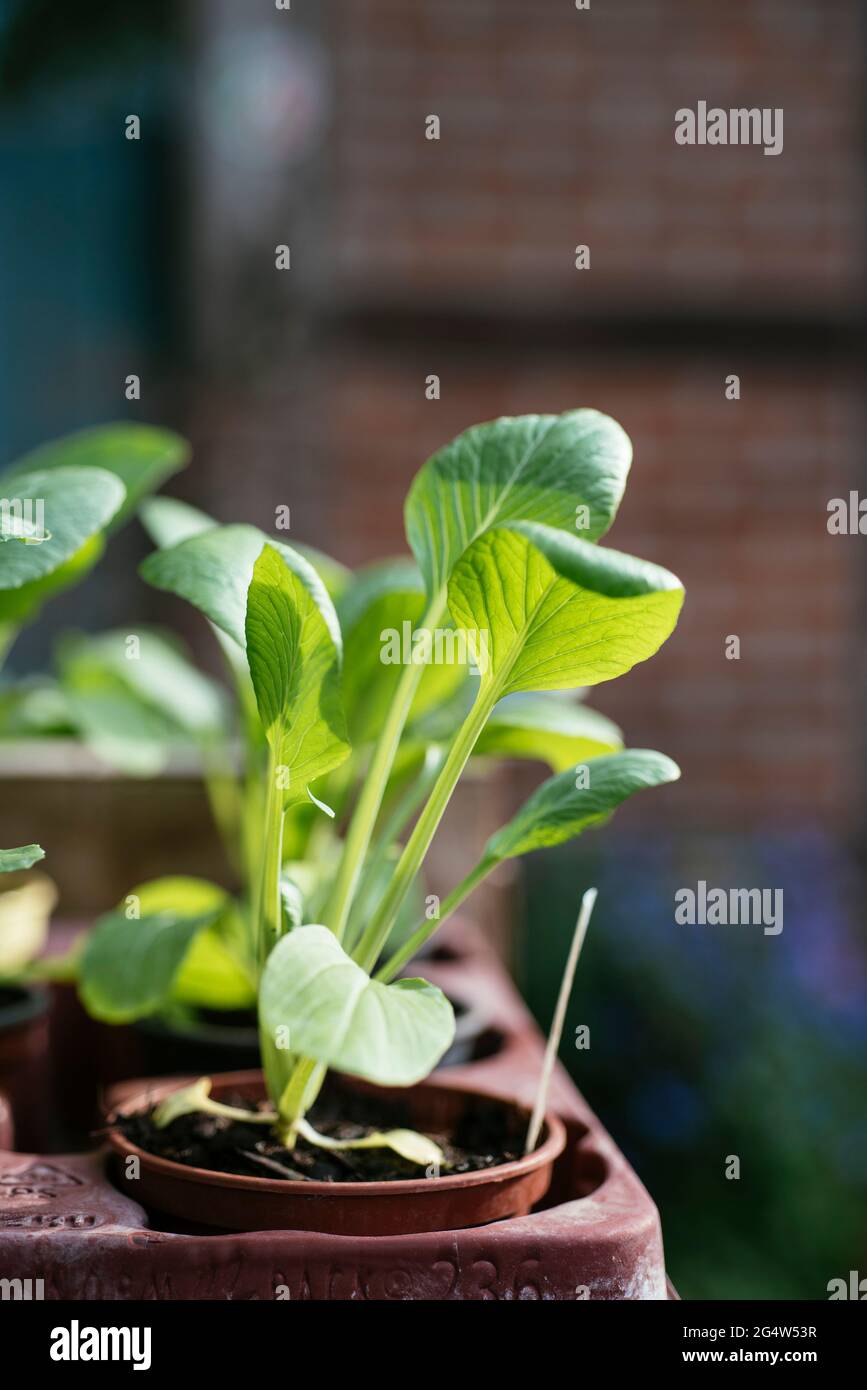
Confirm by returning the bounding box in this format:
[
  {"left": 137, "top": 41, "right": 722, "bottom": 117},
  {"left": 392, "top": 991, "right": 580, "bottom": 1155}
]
[
  {"left": 124, "top": 876, "right": 229, "bottom": 921},
  {"left": 0, "top": 676, "right": 72, "bottom": 736},
  {"left": 0, "top": 869, "right": 57, "bottom": 974},
  {"left": 161, "top": 890, "right": 254, "bottom": 1010},
  {"left": 139, "top": 503, "right": 262, "bottom": 741},
  {"left": 0, "top": 532, "right": 106, "bottom": 626},
  {"left": 56, "top": 628, "right": 227, "bottom": 776},
  {"left": 482, "top": 749, "right": 681, "bottom": 862},
  {"left": 293, "top": 544, "right": 351, "bottom": 602},
  {"left": 172, "top": 929, "right": 256, "bottom": 1010},
  {"left": 59, "top": 628, "right": 227, "bottom": 740},
  {"left": 0, "top": 468, "right": 125, "bottom": 618},
  {"left": 79, "top": 876, "right": 228, "bottom": 1022},
  {"left": 337, "top": 558, "right": 423, "bottom": 633},
  {"left": 448, "top": 524, "right": 684, "bottom": 698},
  {"left": 61, "top": 685, "right": 185, "bottom": 776},
  {"left": 475, "top": 693, "right": 623, "bottom": 772},
  {"left": 245, "top": 545, "right": 349, "bottom": 805},
  {"left": 3, "top": 425, "right": 189, "bottom": 530},
  {"left": 141, "top": 498, "right": 350, "bottom": 602},
  {"left": 0, "top": 844, "right": 44, "bottom": 874},
  {"left": 405, "top": 410, "right": 631, "bottom": 596},
  {"left": 140, "top": 495, "right": 215, "bottom": 549},
  {"left": 338, "top": 559, "right": 467, "bottom": 744},
  {"left": 0, "top": 510, "right": 49, "bottom": 542},
  {"left": 259, "top": 924, "right": 454, "bottom": 1091},
  {"left": 140, "top": 523, "right": 341, "bottom": 655}
]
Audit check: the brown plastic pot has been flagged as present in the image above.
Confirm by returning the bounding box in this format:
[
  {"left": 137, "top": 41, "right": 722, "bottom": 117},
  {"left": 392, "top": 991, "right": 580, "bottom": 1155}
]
[
  {"left": 131, "top": 1009, "right": 262, "bottom": 1077},
  {"left": 0, "top": 1091, "right": 13, "bottom": 1149},
  {"left": 105, "top": 1069, "right": 566, "bottom": 1237},
  {"left": 0, "top": 983, "right": 51, "bottom": 1150},
  {"left": 1, "top": 924, "right": 673, "bottom": 1298}
]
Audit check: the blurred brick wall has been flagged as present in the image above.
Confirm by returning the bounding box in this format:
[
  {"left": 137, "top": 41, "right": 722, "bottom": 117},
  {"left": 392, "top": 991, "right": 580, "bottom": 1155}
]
[
  {"left": 328, "top": 0, "right": 863, "bottom": 316},
  {"left": 178, "top": 0, "right": 864, "bottom": 840}
]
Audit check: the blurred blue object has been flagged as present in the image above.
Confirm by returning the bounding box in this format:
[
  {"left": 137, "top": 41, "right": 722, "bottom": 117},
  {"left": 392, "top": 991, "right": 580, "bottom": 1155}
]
[{"left": 520, "top": 827, "right": 867, "bottom": 1299}]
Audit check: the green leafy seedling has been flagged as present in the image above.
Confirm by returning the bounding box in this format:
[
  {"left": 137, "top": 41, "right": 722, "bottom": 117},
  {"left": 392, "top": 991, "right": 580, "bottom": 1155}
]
[{"left": 80, "top": 410, "right": 684, "bottom": 1165}]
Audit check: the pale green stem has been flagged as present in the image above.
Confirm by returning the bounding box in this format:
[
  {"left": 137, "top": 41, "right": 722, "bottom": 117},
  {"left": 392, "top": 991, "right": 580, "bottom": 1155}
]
[
  {"left": 373, "top": 744, "right": 447, "bottom": 856},
  {"left": 375, "top": 856, "right": 494, "bottom": 984},
  {"left": 277, "top": 1057, "right": 325, "bottom": 1142},
  {"left": 224, "top": 649, "right": 267, "bottom": 906},
  {"left": 352, "top": 683, "right": 499, "bottom": 974},
  {"left": 324, "top": 592, "right": 447, "bottom": 941},
  {"left": 241, "top": 759, "right": 266, "bottom": 905},
  {"left": 256, "top": 743, "right": 285, "bottom": 974},
  {"left": 199, "top": 1096, "right": 277, "bottom": 1125},
  {"left": 201, "top": 736, "right": 244, "bottom": 878},
  {"left": 0, "top": 623, "right": 18, "bottom": 675},
  {"left": 344, "top": 744, "right": 447, "bottom": 953}
]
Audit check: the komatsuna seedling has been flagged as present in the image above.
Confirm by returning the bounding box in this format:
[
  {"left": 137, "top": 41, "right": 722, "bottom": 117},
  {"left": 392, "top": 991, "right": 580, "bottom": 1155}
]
[{"left": 79, "top": 410, "right": 685, "bottom": 1163}]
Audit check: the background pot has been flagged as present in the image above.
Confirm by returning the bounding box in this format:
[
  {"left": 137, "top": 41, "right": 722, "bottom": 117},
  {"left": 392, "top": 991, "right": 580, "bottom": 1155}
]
[
  {"left": 131, "top": 1009, "right": 261, "bottom": 1077},
  {"left": 134, "top": 992, "right": 498, "bottom": 1079},
  {"left": 0, "top": 983, "right": 51, "bottom": 1149},
  {"left": 437, "top": 992, "right": 499, "bottom": 1067},
  {"left": 105, "top": 1069, "right": 566, "bottom": 1237}
]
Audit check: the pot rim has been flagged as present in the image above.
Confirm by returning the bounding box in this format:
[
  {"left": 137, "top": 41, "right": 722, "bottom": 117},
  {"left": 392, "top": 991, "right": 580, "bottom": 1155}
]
[{"left": 106, "top": 1070, "right": 567, "bottom": 1200}]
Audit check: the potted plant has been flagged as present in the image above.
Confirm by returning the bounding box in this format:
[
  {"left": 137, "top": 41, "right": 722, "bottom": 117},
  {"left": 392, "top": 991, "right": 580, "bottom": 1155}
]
[
  {"left": 0, "top": 423, "right": 189, "bottom": 926},
  {"left": 63, "top": 504, "right": 622, "bottom": 1074},
  {"left": 0, "top": 424, "right": 192, "bottom": 1131},
  {"left": 77, "top": 408, "right": 684, "bottom": 1237}
]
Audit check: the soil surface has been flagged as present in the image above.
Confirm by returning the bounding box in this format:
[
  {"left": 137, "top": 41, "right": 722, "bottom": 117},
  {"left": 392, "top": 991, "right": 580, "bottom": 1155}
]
[{"left": 117, "top": 1083, "right": 526, "bottom": 1184}]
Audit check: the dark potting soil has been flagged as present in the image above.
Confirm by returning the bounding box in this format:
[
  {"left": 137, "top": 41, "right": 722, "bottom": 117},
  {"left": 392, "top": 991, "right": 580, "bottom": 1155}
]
[{"left": 117, "top": 1084, "right": 525, "bottom": 1184}]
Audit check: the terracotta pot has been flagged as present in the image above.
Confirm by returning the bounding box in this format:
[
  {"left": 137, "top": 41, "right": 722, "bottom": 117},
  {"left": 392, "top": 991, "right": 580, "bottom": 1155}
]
[
  {"left": 105, "top": 1069, "right": 566, "bottom": 1237},
  {"left": 0, "top": 984, "right": 51, "bottom": 1150}
]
